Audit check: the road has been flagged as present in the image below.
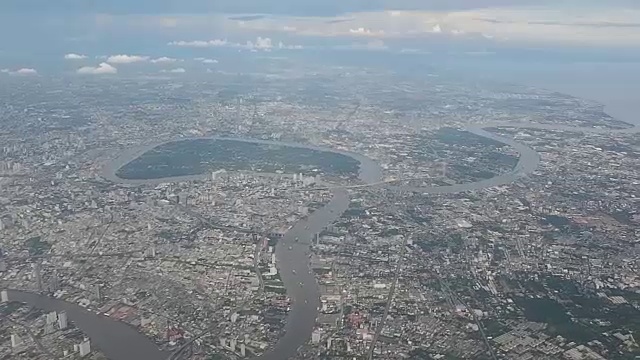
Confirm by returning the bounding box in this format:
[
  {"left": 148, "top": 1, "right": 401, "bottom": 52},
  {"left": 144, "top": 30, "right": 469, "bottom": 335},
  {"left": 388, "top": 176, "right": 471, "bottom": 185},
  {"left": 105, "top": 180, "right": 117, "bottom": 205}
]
[{"left": 366, "top": 236, "right": 408, "bottom": 360}]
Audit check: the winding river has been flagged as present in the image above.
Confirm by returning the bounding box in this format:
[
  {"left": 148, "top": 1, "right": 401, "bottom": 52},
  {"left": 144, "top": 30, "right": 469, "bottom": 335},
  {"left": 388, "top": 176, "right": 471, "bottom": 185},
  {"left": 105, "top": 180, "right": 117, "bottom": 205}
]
[{"left": 5, "top": 122, "right": 638, "bottom": 359}]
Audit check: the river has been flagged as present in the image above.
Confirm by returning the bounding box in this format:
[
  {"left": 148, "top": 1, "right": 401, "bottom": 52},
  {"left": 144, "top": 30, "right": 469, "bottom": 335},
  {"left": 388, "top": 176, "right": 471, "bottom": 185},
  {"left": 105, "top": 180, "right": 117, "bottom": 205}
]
[
  {"left": 5, "top": 290, "right": 168, "bottom": 360},
  {"left": 5, "top": 121, "right": 637, "bottom": 359}
]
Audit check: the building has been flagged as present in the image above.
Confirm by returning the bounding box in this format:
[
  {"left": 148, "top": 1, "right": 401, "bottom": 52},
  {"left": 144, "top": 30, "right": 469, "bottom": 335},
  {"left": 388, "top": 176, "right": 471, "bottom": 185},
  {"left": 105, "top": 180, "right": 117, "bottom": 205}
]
[
  {"left": 79, "top": 339, "right": 91, "bottom": 357},
  {"left": 58, "top": 311, "right": 68, "bottom": 330},
  {"left": 46, "top": 311, "right": 57, "bottom": 325},
  {"left": 10, "top": 334, "right": 21, "bottom": 348},
  {"left": 312, "top": 330, "right": 321, "bottom": 344}
]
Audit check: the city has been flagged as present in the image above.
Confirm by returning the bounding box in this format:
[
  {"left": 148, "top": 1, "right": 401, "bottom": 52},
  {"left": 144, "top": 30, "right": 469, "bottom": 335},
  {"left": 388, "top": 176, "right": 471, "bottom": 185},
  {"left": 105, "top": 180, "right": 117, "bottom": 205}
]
[{"left": 1, "top": 51, "right": 639, "bottom": 359}]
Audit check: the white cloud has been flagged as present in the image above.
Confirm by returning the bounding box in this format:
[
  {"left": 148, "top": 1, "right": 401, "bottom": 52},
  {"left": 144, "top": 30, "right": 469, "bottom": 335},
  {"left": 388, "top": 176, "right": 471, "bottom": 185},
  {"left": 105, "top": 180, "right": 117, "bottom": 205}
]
[
  {"left": 168, "top": 39, "right": 228, "bottom": 47},
  {"left": 278, "top": 41, "right": 304, "bottom": 50},
  {"left": 349, "top": 27, "right": 385, "bottom": 36},
  {"left": 77, "top": 62, "right": 118, "bottom": 75},
  {"left": 6, "top": 68, "right": 38, "bottom": 76},
  {"left": 195, "top": 57, "right": 219, "bottom": 63},
  {"left": 246, "top": 36, "right": 273, "bottom": 50},
  {"left": 106, "top": 54, "right": 149, "bottom": 64},
  {"left": 214, "top": 7, "right": 640, "bottom": 46},
  {"left": 64, "top": 53, "right": 88, "bottom": 60},
  {"left": 150, "top": 56, "right": 178, "bottom": 63},
  {"left": 161, "top": 68, "right": 186, "bottom": 73},
  {"left": 172, "top": 37, "right": 302, "bottom": 52}
]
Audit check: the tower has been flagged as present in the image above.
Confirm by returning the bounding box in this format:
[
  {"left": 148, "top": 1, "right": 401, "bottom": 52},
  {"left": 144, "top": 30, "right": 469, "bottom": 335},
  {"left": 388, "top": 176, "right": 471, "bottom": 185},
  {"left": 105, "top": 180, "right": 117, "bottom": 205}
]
[
  {"left": 79, "top": 339, "right": 91, "bottom": 357},
  {"left": 11, "top": 334, "right": 21, "bottom": 348},
  {"left": 46, "top": 311, "right": 57, "bottom": 325},
  {"left": 49, "top": 271, "right": 59, "bottom": 293},
  {"left": 312, "top": 330, "right": 321, "bottom": 344},
  {"left": 94, "top": 284, "right": 102, "bottom": 302},
  {"left": 58, "top": 311, "right": 68, "bottom": 330},
  {"left": 34, "top": 261, "right": 43, "bottom": 293}
]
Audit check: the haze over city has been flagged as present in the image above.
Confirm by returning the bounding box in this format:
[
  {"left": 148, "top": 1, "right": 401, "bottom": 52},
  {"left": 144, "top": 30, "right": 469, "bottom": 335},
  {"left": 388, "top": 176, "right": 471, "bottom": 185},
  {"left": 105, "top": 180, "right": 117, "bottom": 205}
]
[{"left": 1, "top": 1, "right": 639, "bottom": 360}]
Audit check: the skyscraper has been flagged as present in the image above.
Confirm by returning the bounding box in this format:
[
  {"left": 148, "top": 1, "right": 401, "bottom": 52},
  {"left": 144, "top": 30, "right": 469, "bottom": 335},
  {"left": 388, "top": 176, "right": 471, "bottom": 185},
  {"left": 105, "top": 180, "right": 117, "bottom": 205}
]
[
  {"left": 10, "top": 334, "right": 21, "bottom": 348},
  {"left": 33, "top": 262, "right": 42, "bottom": 293},
  {"left": 58, "top": 311, "right": 68, "bottom": 330},
  {"left": 79, "top": 339, "right": 91, "bottom": 357}
]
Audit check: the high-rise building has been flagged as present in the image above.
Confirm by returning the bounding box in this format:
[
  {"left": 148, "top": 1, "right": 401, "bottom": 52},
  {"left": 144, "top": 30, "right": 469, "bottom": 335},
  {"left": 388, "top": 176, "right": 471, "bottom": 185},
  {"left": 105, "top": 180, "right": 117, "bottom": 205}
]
[
  {"left": 58, "top": 311, "right": 68, "bottom": 330},
  {"left": 94, "top": 284, "right": 102, "bottom": 302},
  {"left": 240, "top": 343, "right": 246, "bottom": 357},
  {"left": 10, "top": 334, "right": 21, "bottom": 348},
  {"left": 79, "top": 339, "right": 91, "bottom": 357},
  {"left": 33, "top": 262, "right": 42, "bottom": 293},
  {"left": 49, "top": 271, "right": 59, "bottom": 293},
  {"left": 46, "top": 311, "right": 57, "bottom": 325},
  {"left": 312, "top": 330, "right": 321, "bottom": 344},
  {"left": 145, "top": 247, "right": 156, "bottom": 258},
  {"left": 230, "top": 339, "right": 236, "bottom": 352},
  {"left": 0, "top": 290, "right": 8, "bottom": 303}
]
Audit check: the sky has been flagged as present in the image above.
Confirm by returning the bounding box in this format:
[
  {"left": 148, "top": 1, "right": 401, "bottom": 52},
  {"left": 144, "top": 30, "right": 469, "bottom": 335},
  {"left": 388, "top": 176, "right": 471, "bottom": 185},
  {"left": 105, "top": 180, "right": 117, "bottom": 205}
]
[
  {"left": 2, "top": 0, "right": 640, "bottom": 74},
  {"left": 2, "top": 0, "right": 639, "bottom": 126},
  {"left": 2, "top": 0, "right": 640, "bottom": 45}
]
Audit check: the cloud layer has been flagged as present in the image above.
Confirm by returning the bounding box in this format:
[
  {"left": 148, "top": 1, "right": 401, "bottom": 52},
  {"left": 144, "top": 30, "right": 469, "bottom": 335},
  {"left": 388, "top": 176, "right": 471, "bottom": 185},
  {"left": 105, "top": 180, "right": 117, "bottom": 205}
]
[
  {"left": 169, "top": 36, "right": 303, "bottom": 51},
  {"left": 161, "top": 67, "right": 186, "bottom": 73},
  {"left": 168, "top": 39, "right": 228, "bottom": 47},
  {"left": 1, "top": 68, "right": 38, "bottom": 75},
  {"left": 77, "top": 62, "right": 118, "bottom": 74},
  {"left": 64, "top": 53, "right": 87, "bottom": 60},
  {"left": 212, "top": 6, "right": 640, "bottom": 46},
  {"left": 195, "top": 57, "right": 219, "bottom": 64},
  {"left": 106, "top": 54, "right": 150, "bottom": 64},
  {"left": 150, "top": 56, "right": 178, "bottom": 63}
]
